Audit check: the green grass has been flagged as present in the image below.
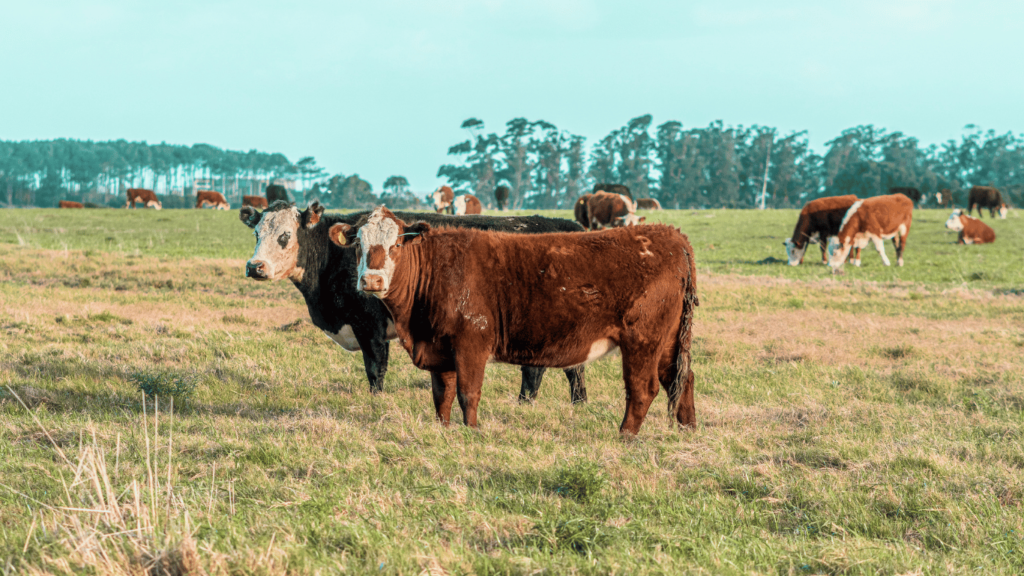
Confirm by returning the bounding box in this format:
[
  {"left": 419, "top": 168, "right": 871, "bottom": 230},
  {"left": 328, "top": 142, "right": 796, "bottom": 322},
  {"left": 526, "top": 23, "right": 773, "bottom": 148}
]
[{"left": 1, "top": 207, "right": 1023, "bottom": 574}]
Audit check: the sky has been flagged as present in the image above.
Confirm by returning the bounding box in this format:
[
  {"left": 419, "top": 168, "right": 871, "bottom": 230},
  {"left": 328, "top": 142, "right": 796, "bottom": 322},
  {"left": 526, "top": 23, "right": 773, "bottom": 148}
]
[{"left": 2, "top": 0, "right": 1023, "bottom": 193}]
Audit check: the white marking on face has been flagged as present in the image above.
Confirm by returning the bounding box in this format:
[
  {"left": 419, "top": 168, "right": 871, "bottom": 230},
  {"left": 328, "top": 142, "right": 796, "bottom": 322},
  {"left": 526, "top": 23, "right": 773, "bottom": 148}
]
[
  {"left": 356, "top": 208, "right": 401, "bottom": 297},
  {"left": 453, "top": 195, "right": 467, "bottom": 215},
  {"left": 936, "top": 192, "right": 942, "bottom": 204},
  {"left": 945, "top": 210, "right": 965, "bottom": 231},
  {"left": 432, "top": 188, "right": 450, "bottom": 211},
  {"left": 249, "top": 207, "right": 301, "bottom": 281},
  {"left": 999, "top": 205, "right": 1008, "bottom": 219},
  {"left": 585, "top": 338, "right": 618, "bottom": 363},
  {"left": 785, "top": 238, "right": 805, "bottom": 266}
]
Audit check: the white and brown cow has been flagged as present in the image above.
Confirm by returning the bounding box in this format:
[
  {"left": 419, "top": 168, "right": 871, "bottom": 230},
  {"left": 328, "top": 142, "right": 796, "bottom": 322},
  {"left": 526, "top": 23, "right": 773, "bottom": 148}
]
[
  {"left": 331, "top": 206, "right": 698, "bottom": 436},
  {"left": 586, "top": 191, "right": 644, "bottom": 230},
  {"left": 431, "top": 185, "right": 455, "bottom": 214},
  {"left": 452, "top": 194, "right": 482, "bottom": 215},
  {"left": 242, "top": 195, "right": 269, "bottom": 209},
  {"left": 828, "top": 193, "right": 913, "bottom": 272},
  {"left": 125, "top": 188, "right": 162, "bottom": 210},
  {"left": 196, "top": 190, "right": 229, "bottom": 210},
  {"left": 784, "top": 195, "right": 859, "bottom": 265},
  {"left": 636, "top": 198, "right": 662, "bottom": 210},
  {"left": 945, "top": 209, "right": 996, "bottom": 244}
]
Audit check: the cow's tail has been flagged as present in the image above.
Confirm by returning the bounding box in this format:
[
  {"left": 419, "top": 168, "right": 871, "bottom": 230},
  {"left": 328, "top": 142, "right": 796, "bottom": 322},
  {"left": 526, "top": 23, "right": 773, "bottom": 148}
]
[{"left": 666, "top": 238, "right": 699, "bottom": 426}]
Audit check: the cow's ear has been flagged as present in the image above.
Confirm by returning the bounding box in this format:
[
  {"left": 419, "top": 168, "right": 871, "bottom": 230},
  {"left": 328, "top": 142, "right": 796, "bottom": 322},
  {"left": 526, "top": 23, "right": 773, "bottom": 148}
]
[
  {"left": 304, "top": 201, "right": 325, "bottom": 228},
  {"left": 328, "top": 223, "right": 354, "bottom": 247},
  {"left": 405, "top": 222, "right": 431, "bottom": 244},
  {"left": 239, "top": 206, "right": 261, "bottom": 228}
]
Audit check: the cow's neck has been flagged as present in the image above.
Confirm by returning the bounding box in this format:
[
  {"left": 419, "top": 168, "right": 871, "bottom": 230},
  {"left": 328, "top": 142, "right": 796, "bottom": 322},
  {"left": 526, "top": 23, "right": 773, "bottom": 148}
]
[
  {"left": 291, "top": 228, "right": 354, "bottom": 331},
  {"left": 381, "top": 245, "right": 435, "bottom": 348}
]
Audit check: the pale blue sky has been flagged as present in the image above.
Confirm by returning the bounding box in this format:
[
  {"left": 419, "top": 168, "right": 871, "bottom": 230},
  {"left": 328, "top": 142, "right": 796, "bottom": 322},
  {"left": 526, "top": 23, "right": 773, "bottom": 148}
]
[{"left": 2, "top": 0, "right": 1022, "bottom": 192}]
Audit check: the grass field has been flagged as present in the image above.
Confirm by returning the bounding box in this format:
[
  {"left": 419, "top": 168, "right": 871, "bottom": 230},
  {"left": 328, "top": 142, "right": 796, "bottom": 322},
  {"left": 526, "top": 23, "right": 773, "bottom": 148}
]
[{"left": 1, "top": 207, "right": 1023, "bottom": 575}]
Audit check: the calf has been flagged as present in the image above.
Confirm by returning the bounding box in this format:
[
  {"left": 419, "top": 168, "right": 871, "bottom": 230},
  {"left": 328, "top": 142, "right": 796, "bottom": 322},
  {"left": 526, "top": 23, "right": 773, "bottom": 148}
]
[
  {"left": 59, "top": 200, "right": 83, "bottom": 209},
  {"left": 945, "top": 209, "right": 996, "bottom": 244},
  {"left": 453, "top": 194, "right": 482, "bottom": 215},
  {"left": 573, "top": 194, "right": 594, "bottom": 229},
  {"left": 968, "top": 186, "right": 1008, "bottom": 219},
  {"left": 828, "top": 193, "right": 913, "bottom": 272},
  {"left": 336, "top": 207, "right": 698, "bottom": 435},
  {"left": 240, "top": 202, "right": 588, "bottom": 402},
  {"left": 242, "top": 195, "right": 269, "bottom": 209},
  {"left": 196, "top": 190, "right": 229, "bottom": 210},
  {"left": 431, "top": 186, "right": 455, "bottom": 214},
  {"left": 784, "top": 195, "right": 859, "bottom": 265},
  {"left": 636, "top": 198, "right": 662, "bottom": 210},
  {"left": 587, "top": 191, "right": 644, "bottom": 229},
  {"left": 125, "top": 188, "right": 162, "bottom": 210}
]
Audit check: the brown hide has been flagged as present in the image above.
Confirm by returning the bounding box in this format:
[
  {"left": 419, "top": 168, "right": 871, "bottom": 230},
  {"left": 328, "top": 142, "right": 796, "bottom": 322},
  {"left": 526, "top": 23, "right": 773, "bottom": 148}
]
[
  {"left": 125, "top": 188, "right": 161, "bottom": 209},
  {"left": 196, "top": 190, "right": 229, "bottom": 209},
  {"left": 957, "top": 214, "right": 996, "bottom": 244},
  {"left": 968, "top": 186, "right": 1005, "bottom": 218},
  {"left": 433, "top": 186, "right": 454, "bottom": 213},
  {"left": 586, "top": 191, "right": 640, "bottom": 229},
  {"left": 831, "top": 193, "right": 913, "bottom": 269},
  {"left": 59, "top": 200, "right": 83, "bottom": 208},
  {"left": 636, "top": 198, "right": 662, "bottom": 210},
  {"left": 460, "top": 194, "right": 482, "bottom": 215},
  {"left": 366, "top": 211, "right": 698, "bottom": 435},
  {"left": 787, "top": 195, "right": 858, "bottom": 263},
  {"left": 242, "top": 195, "right": 269, "bottom": 209},
  {"left": 573, "top": 194, "right": 593, "bottom": 229}
]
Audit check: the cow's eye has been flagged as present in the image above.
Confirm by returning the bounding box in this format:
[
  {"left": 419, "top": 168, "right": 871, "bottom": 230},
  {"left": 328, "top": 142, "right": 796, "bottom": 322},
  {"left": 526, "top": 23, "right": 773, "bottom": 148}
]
[{"left": 278, "top": 232, "right": 291, "bottom": 248}]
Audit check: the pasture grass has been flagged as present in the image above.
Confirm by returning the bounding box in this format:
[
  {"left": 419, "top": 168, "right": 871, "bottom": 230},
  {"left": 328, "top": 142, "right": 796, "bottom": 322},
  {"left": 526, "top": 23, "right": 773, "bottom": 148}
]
[{"left": 1, "top": 207, "right": 1023, "bottom": 574}]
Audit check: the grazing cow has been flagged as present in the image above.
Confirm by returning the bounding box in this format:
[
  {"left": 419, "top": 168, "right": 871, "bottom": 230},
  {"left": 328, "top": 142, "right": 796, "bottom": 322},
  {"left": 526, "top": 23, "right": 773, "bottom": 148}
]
[
  {"left": 936, "top": 189, "right": 953, "bottom": 208},
  {"left": 125, "top": 188, "right": 162, "bottom": 210},
  {"left": 266, "top": 184, "right": 289, "bottom": 204},
  {"left": 945, "top": 209, "right": 996, "bottom": 244},
  {"left": 494, "top": 185, "right": 510, "bottom": 210},
  {"left": 334, "top": 207, "right": 698, "bottom": 435},
  {"left": 59, "top": 200, "right": 83, "bottom": 209},
  {"left": 784, "top": 195, "right": 859, "bottom": 265},
  {"left": 889, "top": 187, "right": 921, "bottom": 206},
  {"left": 636, "top": 198, "right": 662, "bottom": 210},
  {"left": 573, "top": 194, "right": 594, "bottom": 230},
  {"left": 828, "top": 193, "right": 913, "bottom": 272},
  {"left": 586, "top": 191, "right": 644, "bottom": 229},
  {"left": 452, "top": 194, "right": 482, "bottom": 215},
  {"left": 242, "top": 195, "right": 269, "bottom": 209},
  {"left": 592, "top": 182, "right": 633, "bottom": 200},
  {"left": 239, "top": 201, "right": 588, "bottom": 403},
  {"left": 431, "top": 186, "right": 455, "bottom": 214},
  {"left": 196, "top": 190, "right": 229, "bottom": 210},
  {"left": 968, "top": 186, "right": 1008, "bottom": 219}
]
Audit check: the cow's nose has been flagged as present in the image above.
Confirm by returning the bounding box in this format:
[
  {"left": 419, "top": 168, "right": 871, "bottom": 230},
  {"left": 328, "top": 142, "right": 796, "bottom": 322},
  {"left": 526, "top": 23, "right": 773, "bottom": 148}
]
[
  {"left": 361, "top": 274, "right": 384, "bottom": 293},
  {"left": 246, "top": 261, "right": 267, "bottom": 279}
]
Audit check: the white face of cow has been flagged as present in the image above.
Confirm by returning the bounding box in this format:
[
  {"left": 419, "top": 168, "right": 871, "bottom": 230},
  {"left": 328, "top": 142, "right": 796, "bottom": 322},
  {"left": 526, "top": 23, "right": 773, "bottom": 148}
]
[
  {"left": 935, "top": 192, "right": 942, "bottom": 205},
  {"left": 945, "top": 209, "right": 965, "bottom": 231},
  {"left": 784, "top": 239, "right": 806, "bottom": 266},
  {"left": 452, "top": 195, "right": 467, "bottom": 215},
  {"left": 240, "top": 202, "right": 322, "bottom": 282},
  {"left": 329, "top": 206, "right": 430, "bottom": 298},
  {"left": 999, "top": 204, "right": 1008, "bottom": 219}
]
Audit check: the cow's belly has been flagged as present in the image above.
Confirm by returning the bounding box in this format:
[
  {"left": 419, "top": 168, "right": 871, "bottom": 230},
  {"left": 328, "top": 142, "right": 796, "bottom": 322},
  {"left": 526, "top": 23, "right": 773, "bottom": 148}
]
[
  {"left": 496, "top": 336, "right": 619, "bottom": 369},
  {"left": 323, "top": 320, "right": 397, "bottom": 352}
]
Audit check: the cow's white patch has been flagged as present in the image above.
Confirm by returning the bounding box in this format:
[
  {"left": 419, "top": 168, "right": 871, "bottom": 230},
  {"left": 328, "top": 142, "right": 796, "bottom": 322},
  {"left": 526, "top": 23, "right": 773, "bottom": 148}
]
[
  {"left": 356, "top": 208, "right": 401, "bottom": 297},
  {"left": 999, "top": 205, "right": 1008, "bottom": 219},
  {"left": 431, "top": 188, "right": 451, "bottom": 212},
  {"left": 936, "top": 192, "right": 942, "bottom": 204},
  {"left": 785, "top": 238, "right": 806, "bottom": 266},
  {"left": 453, "top": 196, "right": 467, "bottom": 215},
  {"left": 248, "top": 207, "right": 302, "bottom": 280},
  {"left": 324, "top": 325, "right": 361, "bottom": 351},
  {"left": 867, "top": 234, "right": 891, "bottom": 266},
  {"left": 839, "top": 200, "right": 863, "bottom": 232},
  {"left": 945, "top": 210, "right": 965, "bottom": 231},
  {"left": 585, "top": 338, "right": 618, "bottom": 363}
]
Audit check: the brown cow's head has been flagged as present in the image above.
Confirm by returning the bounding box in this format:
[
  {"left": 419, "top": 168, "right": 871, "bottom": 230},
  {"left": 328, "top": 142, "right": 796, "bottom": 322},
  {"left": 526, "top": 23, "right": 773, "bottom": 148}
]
[
  {"left": 328, "top": 206, "right": 428, "bottom": 298},
  {"left": 239, "top": 201, "right": 322, "bottom": 281}
]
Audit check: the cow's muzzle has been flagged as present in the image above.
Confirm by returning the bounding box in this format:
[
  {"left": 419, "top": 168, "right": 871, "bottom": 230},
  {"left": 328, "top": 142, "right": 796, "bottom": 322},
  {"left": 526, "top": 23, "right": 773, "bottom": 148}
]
[
  {"left": 360, "top": 274, "right": 386, "bottom": 294},
  {"left": 246, "top": 260, "right": 268, "bottom": 280}
]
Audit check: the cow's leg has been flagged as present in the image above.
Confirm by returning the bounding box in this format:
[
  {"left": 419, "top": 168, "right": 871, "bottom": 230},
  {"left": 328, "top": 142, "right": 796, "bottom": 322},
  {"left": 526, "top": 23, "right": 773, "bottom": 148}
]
[
  {"left": 618, "top": 347, "right": 661, "bottom": 436},
  {"left": 351, "top": 325, "right": 389, "bottom": 393},
  {"left": 871, "top": 237, "right": 891, "bottom": 266},
  {"left": 431, "top": 371, "right": 457, "bottom": 425},
  {"left": 564, "top": 365, "right": 587, "bottom": 404},
  {"left": 454, "top": 349, "right": 489, "bottom": 427},
  {"left": 518, "top": 366, "right": 545, "bottom": 403},
  {"left": 895, "top": 234, "right": 907, "bottom": 267}
]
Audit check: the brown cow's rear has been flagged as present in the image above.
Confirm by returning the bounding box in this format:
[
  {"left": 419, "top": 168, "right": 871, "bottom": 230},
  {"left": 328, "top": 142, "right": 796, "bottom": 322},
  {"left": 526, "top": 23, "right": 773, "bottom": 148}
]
[{"left": 332, "top": 207, "right": 698, "bottom": 436}]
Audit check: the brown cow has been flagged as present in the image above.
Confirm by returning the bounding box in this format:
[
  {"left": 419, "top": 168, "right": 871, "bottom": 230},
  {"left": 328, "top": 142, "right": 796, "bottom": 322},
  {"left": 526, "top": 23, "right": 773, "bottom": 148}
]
[
  {"left": 125, "top": 188, "right": 162, "bottom": 210},
  {"left": 784, "top": 195, "right": 859, "bottom": 265},
  {"left": 828, "top": 193, "right": 913, "bottom": 272},
  {"left": 331, "top": 206, "right": 699, "bottom": 435},
  {"left": 431, "top": 186, "right": 455, "bottom": 214},
  {"left": 586, "top": 191, "right": 644, "bottom": 230},
  {"left": 636, "top": 198, "right": 662, "bottom": 210},
  {"left": 573, "top": 194, "right": 594, "bottom": 229},
  {"left": 196, "top": 190, "right": 229, "bottom": 210},
  {"left": 945, "top": 209, "right": 996, "bottom": 244},
  {"left": 968, "top": 186, "right": 1008, "bottom": 219},
  {"left": 452, "top": 194, "right": 482, "bottom": 215},
  {"left": 592, "top": 182, "right": 633, "bottom": 200},
  {"left": 242, "top": 195, "right": 269, "bottom": 209},
  {"left": 59, "top": 200, "right": 83, "bottom": 209},
  {"left": 935, "top": 189, "right": 953, "bottom": 208}
]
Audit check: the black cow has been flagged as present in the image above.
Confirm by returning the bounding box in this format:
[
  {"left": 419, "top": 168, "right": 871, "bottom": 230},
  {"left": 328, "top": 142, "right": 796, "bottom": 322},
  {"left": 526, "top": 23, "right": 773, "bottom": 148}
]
[
  {"left": 968, "top": 186, "right": 1008, "bottom": 219},
  {"left": 592, "top": 182, "right": 633, "bottom": 200},
  {"left": 239, "top": 202, "right": 588, "bottom": 403},
  {"left": 889, "top": 187, "right": 921, "bottom": 206}
]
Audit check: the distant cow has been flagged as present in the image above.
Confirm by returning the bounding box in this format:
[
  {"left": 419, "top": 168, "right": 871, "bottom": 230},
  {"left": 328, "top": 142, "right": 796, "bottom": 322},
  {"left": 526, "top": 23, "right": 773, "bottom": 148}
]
[
  {"left": 59, "top": 200, "right": 83, "bottom": 209},
  {"left": 968, "top": 186, "right": 1008, "bottom": 219},
  {"left": 240, "top": 201, "right": 588, "bottom": 403},
  {"left": 784, "top": 195, "right": 859, "bottom": 265},
  {"left": 336, "top": 206, "right": 698, "bottom": 435},
  {"left": 636, "top": 198, "right": 662, "bottom": 210},
  {"left": 586, "top": 191, "right": 643, "bottom": 229},
  {"left": 431, "top": 186, "right": 455, "bottom": 214},
  {"left": 889, "top": 187, "right": 921, "bottom": 206},
  {"left": 592, "top": 182, "right": 633, "bottom": 200},
  {"left": 453, "top": 194, "right": 482, "bottom": 215},
  {"left": 936, "top": 189, "right": 953, "bottom": 208},
  {"left": 266, "top": 184, "right": 289, "bottom": 204},
  {"left": 945, "top": 209, "right": 996, "bottom": 244},
  {"left": 828, "top": 193, "right": 913, "bottom": 272},
  {"left": 125, "top": 188, "right": 162, "bottom": 210},
  {"left": 573, "top": 194, "right": 594, "bottom": 229},
  {"left": 242, "top": 195, "right": 269, "bottom": 209},
  {"left": 494, "top": 185, "right": 510, "bottom": 210},
  {"left": 196, "top": 190, "right": 229, "bottom": 210}
]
